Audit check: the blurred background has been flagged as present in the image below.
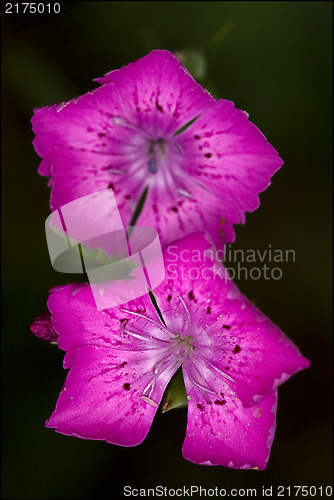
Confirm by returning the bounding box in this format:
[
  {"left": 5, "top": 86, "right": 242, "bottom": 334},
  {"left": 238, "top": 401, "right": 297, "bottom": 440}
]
[{"left": 1, "top": 2, "right": 332, "bottom": 498}]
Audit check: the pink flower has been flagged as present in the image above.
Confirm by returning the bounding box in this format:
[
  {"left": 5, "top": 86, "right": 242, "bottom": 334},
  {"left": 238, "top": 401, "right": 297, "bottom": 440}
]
[
  {"left": 41, "top": 234, "right": 309, "bottom": 469},
  {"left": 32, "top": 49, "right": 283, "bottom": 249}
]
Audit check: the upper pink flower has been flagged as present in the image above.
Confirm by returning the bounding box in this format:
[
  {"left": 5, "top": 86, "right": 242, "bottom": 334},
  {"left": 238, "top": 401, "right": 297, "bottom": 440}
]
[
  {"left": 32, "top": 49, "right": 283, "bottom": 248},
  {"left": 41, "top": 233, "right": 309, "bottom": 470}
]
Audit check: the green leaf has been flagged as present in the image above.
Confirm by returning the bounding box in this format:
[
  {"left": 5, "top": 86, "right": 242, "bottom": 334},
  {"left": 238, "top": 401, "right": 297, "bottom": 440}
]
[
  {"left": 173, "top": 115, "right": 200, "bottom": 136},
  {"left": 161, "top": 367, "right": 188, "bottom": 413}
]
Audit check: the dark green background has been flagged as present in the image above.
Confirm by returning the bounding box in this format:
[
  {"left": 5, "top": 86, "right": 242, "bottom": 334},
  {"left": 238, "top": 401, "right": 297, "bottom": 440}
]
[{"left": 1, "top": 2, "right": 332, "bottom": 499}]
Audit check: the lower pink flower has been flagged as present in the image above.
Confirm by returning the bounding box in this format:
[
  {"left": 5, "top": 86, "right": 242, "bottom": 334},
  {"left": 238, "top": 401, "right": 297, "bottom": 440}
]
[{"left": 42, "top": 234, "right": 309, "bottom": 469}]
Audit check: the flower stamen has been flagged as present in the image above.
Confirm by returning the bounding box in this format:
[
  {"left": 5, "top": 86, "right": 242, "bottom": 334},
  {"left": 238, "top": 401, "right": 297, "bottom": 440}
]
[
  {"left": 195, "top": 351, "right": 236, "bottom": 384},
  {"left": 178, "top": 294, "right": 192, "bottom": 332},
  {"left": 119, "top": 308, "right": 178, "bottom": 339}
]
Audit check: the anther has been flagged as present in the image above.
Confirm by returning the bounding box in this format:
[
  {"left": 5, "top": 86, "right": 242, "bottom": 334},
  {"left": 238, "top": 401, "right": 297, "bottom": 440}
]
[{"left": 148, "top": 157, "right": 158, "bottom": 174}]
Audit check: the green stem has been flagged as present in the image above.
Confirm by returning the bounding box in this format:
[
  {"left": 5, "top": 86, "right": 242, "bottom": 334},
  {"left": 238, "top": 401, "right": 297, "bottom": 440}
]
[{"left": 129, "top": 186, "right": 149, "bottom": 227}]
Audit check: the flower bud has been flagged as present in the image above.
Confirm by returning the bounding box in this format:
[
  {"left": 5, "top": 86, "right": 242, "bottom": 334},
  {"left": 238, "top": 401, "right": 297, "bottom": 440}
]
[{"left": 30, "top": 312, "right": 58, "bottom": 343}]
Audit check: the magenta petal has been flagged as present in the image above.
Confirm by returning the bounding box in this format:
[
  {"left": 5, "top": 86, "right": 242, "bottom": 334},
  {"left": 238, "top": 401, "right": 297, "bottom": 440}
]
[
  {"left": 48, "top": 284, "right": 120, "bottom": 366},
  {"left": 180, "top": 99, "right": 283, "bottom": 215},
  {"left": 46, "top": 285, "right": 181, "bottom": 444},
  {"left": 32, "top": 84, "right": 132, "bottom": 178},
  {"left": 201, "top": 298, "right": 311, "bottom": 407},
  {"left": 48, "top": 284, "right": 168, "bottom": 368},
  {"left": 32, "top": 49, "right": 283, "bottom": 247},
  {"left": 46, "top": 344, "right": 173, "bottom": 446},
  {"left": 154, "top": 232, "right": 243, "bottom": 327},
  {"left": 94, "top": 49, "right": 215, "bottom": 136},
  {"left": 156, "top": 233, "right": 310, "bottom": 407},
  {"left": 182, "top": 377, "right": 277, "bottom": 470},
  {"left": 134, "top": 176, "right": 239, "bottom": 250}
]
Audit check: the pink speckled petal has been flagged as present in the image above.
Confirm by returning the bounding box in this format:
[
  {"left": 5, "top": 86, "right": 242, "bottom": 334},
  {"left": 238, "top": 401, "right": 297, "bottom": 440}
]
[
  {"left": 178, "top": 99, "right": 283, "bottom": 224},
  {"left": 47, "top": 344, "right": 177, "bottom": 445},
  {"left": 196, "top": 297, "right": 310, "bottom": 407},
  {"left": 182, "top": 375, "right": 277, "bottom": 470},
  {"left": 135, "top": 182, "right": 236, "bottom": 249},
  {"left": 155, "top": 233, "right": 310, "bottom": 407},
  {"left": 154, "top": 232, "right": 246, "bottom": 327},
  {"left": 95, "top": 49, "right": 215, "bottom": 136},
  {"left": 48, "top": 150, "right": 138, "bottom": 230},
  {"left": 48, "top": 284, "right": 169, "bottom": 368}
]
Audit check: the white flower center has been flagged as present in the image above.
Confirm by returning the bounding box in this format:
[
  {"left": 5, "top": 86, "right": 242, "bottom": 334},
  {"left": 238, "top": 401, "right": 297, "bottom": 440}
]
[{"left": 172, "top": 334, "right": 195, "bottom": 359}]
